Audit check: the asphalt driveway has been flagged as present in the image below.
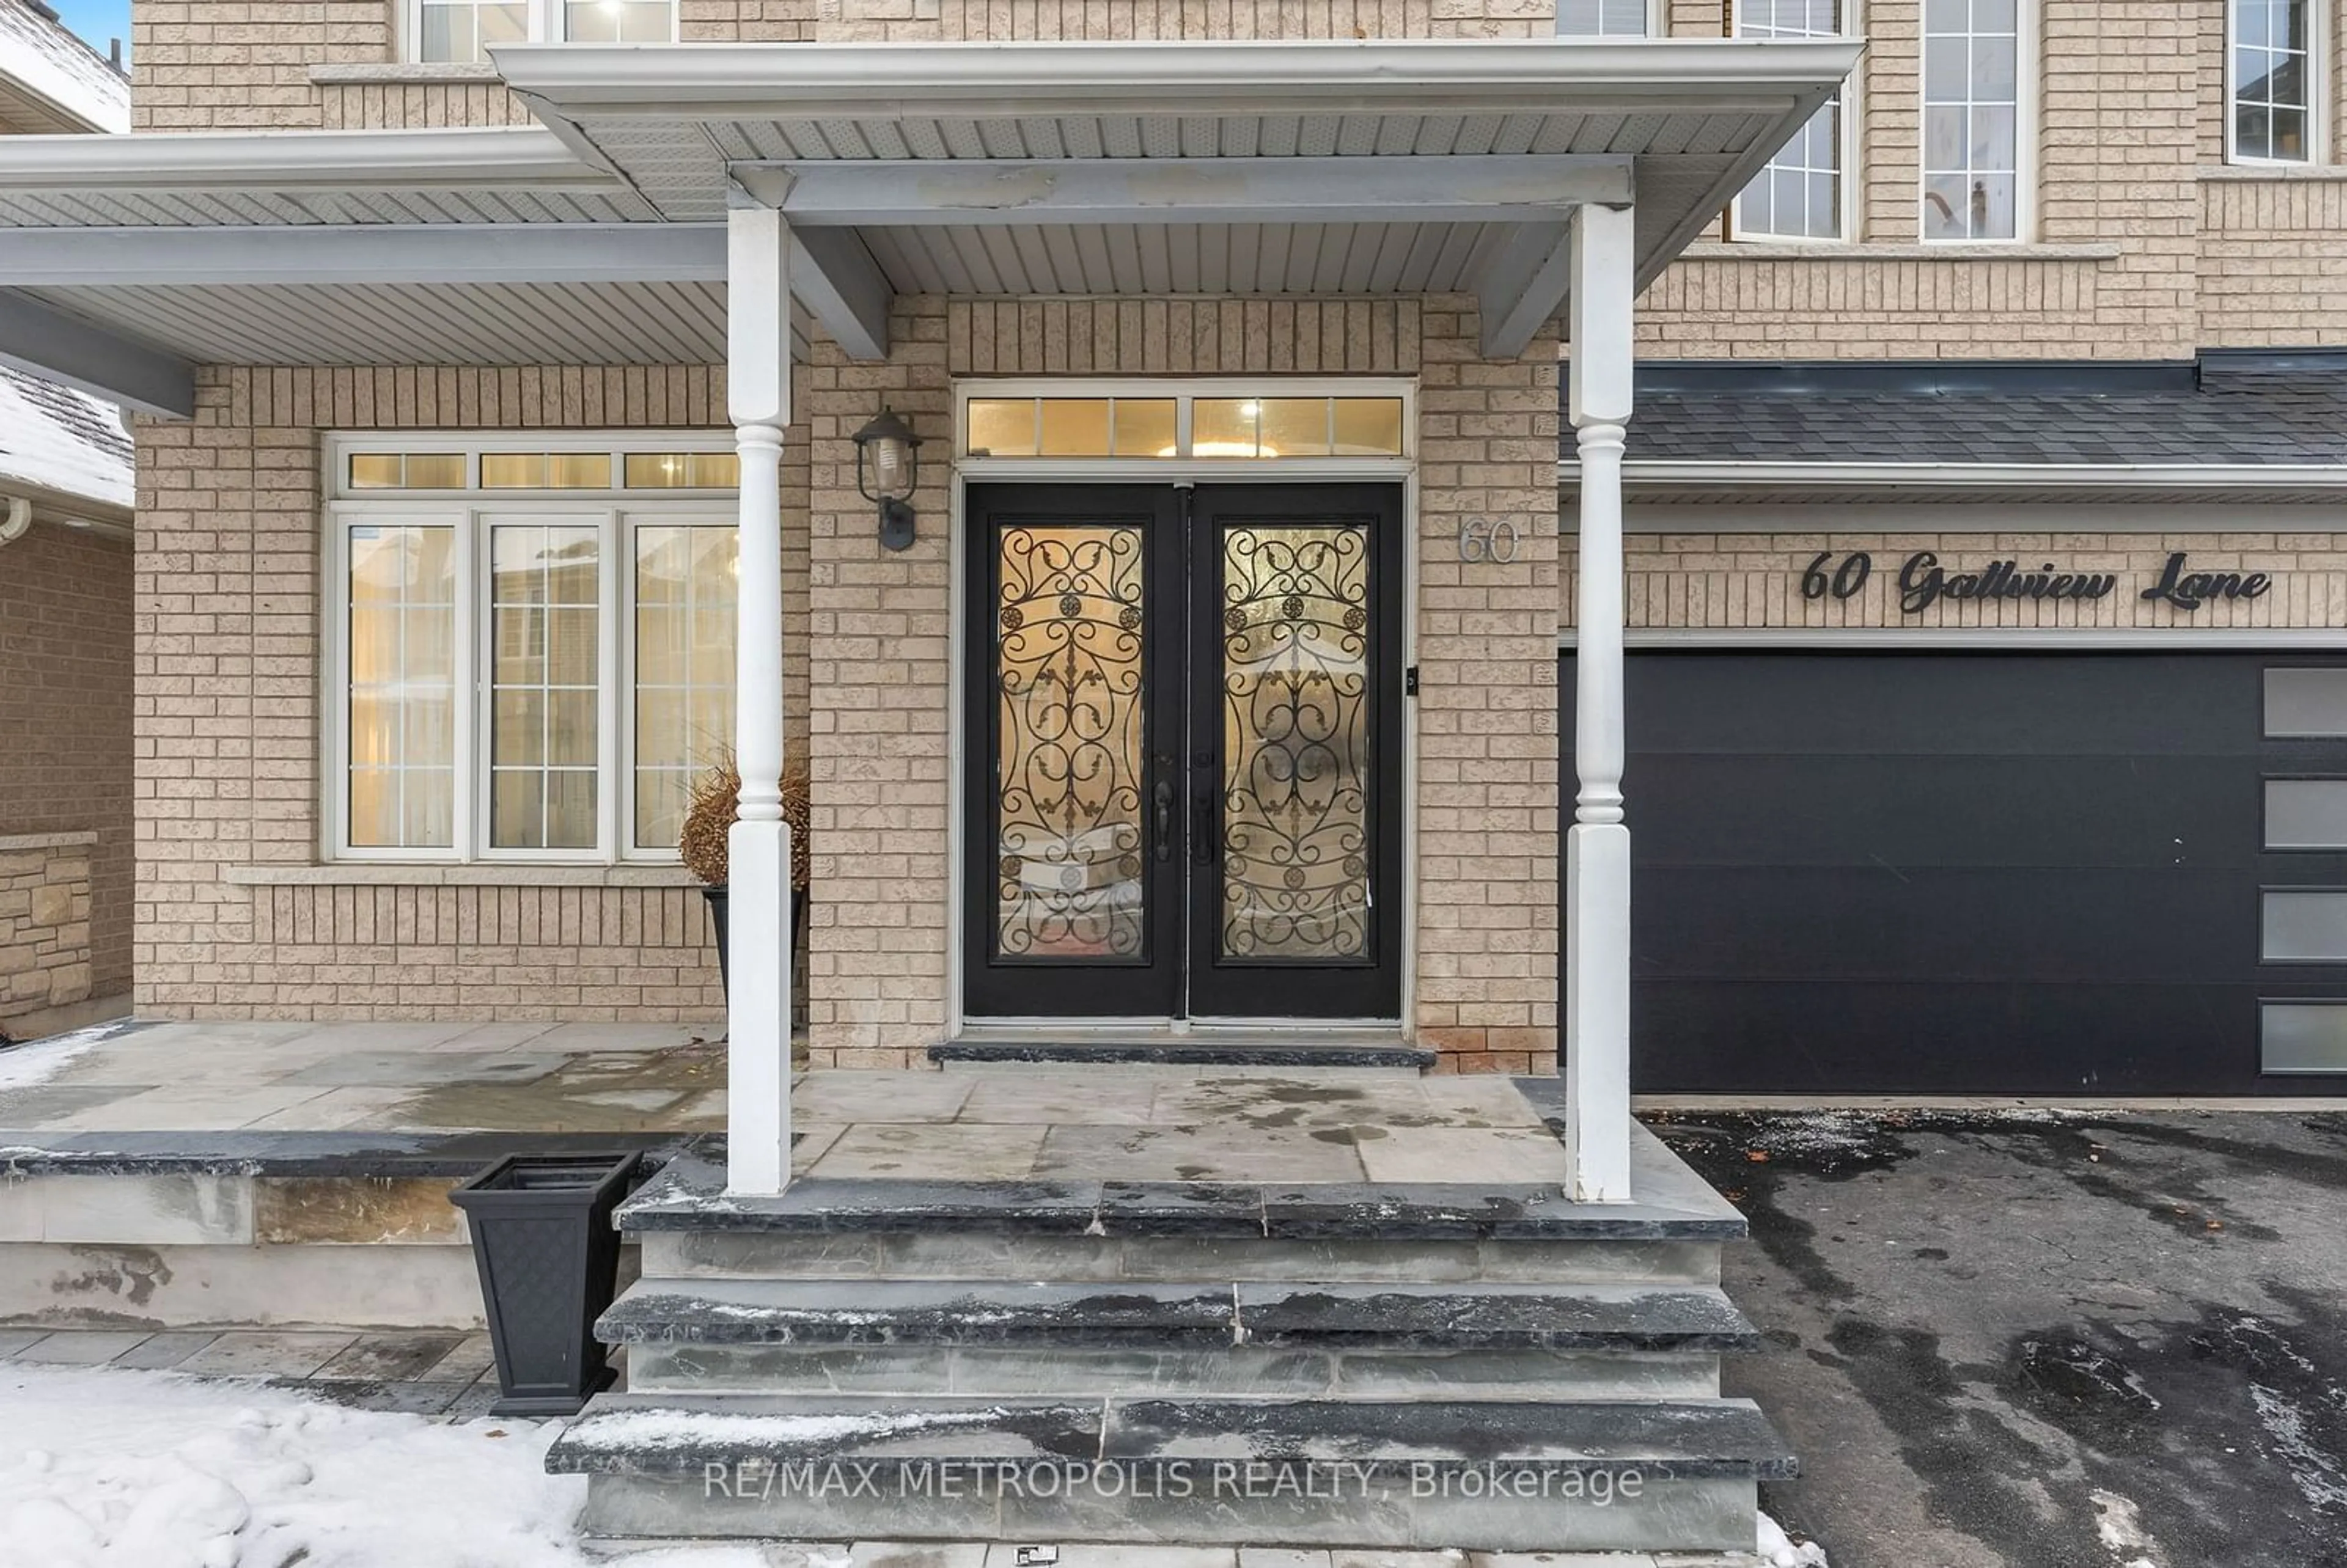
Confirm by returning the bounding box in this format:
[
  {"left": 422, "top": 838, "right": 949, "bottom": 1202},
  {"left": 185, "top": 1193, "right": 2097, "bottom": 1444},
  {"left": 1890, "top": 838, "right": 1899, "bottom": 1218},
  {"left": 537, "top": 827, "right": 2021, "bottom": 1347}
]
[{"left": 1648, "top": 1109, "right": 2347, "bottom": 1568}]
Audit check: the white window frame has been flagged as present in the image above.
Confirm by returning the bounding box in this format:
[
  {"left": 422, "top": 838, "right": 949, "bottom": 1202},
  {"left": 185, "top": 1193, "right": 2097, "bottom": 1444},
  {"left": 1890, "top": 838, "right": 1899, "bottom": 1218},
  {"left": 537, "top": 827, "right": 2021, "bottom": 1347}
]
[
  {"left": 402, "top": 0, "right": 680, "bottom": 64},
  {"left": 1554, "top": 0, "right": 1661, "bottom": 37},
  {"left": 2226, "top": 0, "right": 2326, "bottom": 166},
  {"left": 1729, "top": 0, "right": 1861, "bottom": 243},
  {"left": 1917, "top": 0, "right": 2037, "bottom": 244},
  {"left": 953, "top": 377, "right": 1419, "bottom": 480},
  {"left": 325, "top": 433, "right": 735, "bottom": 866}
]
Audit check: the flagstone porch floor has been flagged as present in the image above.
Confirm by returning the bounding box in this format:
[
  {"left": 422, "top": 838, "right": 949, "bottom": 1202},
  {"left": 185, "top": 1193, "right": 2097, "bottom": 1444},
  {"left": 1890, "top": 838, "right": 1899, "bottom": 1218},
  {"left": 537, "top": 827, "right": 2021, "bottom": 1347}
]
[{"left": 0, "top": 1021, "right": 1570, "bottom": 1186}]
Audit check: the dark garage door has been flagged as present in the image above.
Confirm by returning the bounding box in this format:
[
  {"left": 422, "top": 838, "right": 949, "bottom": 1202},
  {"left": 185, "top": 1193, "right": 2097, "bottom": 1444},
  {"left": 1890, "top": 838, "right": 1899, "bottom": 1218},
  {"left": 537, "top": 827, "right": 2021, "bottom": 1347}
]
[{"left": 1560, "top": 651, "right": 2347, "bottom": 1096}]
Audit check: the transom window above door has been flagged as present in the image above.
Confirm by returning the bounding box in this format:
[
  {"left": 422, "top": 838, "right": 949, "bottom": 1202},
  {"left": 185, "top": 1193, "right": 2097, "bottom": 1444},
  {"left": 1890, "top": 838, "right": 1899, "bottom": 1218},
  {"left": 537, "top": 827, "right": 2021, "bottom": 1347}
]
[
  {"left": 959, "top": 384, "right": 1412, "bottom": 464},
  {"left": 409, "top": 0, "right": 676, "bottom": 64},
  {"left": 327, "top": 436, "right": 735, "bottom": 865}
]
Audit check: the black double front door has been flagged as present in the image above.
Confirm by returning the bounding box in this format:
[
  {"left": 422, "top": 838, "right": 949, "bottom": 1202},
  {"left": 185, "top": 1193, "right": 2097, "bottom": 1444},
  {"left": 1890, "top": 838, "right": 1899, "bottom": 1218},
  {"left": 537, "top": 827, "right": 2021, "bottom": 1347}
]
[{"left": 964, "top": 482, "right": 1404, "bottom": 1020}]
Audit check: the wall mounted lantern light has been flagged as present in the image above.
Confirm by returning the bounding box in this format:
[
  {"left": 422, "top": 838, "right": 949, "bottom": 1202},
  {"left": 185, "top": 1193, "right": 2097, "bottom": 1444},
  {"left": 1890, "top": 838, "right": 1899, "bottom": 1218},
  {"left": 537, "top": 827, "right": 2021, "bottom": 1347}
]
[{"left": 851, "top": 406, "right": 923, "bottom": 552}]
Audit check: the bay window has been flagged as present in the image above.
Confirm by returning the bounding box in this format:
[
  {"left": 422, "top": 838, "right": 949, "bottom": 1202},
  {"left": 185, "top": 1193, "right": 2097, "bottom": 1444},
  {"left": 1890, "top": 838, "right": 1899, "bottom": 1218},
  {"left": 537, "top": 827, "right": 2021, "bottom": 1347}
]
[
  {"left": 411, "top": 0, "right": 675, "bottom": 64},
  {"left": 330, "top": 438, "right": 738, "bottom": 863},
  {"left": 1733, "top": 0, "right": 1849, "bottom": 240},
  {"left": 2231, "top": 0, "right": 2318, "bottom": 163},
  {"left": 1920, "top": 0, "right": 2026, "bottom": 242}
]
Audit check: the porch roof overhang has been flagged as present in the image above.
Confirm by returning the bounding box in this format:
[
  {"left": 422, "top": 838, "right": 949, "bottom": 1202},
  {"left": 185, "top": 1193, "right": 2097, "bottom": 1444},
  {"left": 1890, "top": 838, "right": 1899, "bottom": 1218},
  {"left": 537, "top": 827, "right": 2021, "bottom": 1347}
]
[{"left": 0, "top": 38, "right": 1861, "bottom": 416}]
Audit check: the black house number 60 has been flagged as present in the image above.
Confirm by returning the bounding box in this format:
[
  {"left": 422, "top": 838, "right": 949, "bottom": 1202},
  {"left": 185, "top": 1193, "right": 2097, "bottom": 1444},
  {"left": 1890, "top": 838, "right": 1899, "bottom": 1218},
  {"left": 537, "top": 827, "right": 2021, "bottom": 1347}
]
[{"left": 1460, "top": 518, "right": 1522, "bottom": 564}]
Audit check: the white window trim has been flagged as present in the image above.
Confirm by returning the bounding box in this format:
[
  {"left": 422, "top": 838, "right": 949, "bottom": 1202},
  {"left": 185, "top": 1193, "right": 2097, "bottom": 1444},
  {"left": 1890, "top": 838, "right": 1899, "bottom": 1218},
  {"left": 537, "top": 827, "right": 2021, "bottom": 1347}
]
[
  {"left": 324, "top": 433, "right": 736, "bottom": 867},
  {"left": 2225, "top": 0, "right": 2326, "bottom": 166},
  {"left": 401, "top": 0, "right": 681, "bottom": 64},
  {"left": 1917, "top": 0, "right": 2037, "bottom": 244},
  {"left": 953, "top": 376, "right": 1418, "bottom": 478},
  {"left": 1728, "top": 0, "right": 1862, "bottom": 243}
]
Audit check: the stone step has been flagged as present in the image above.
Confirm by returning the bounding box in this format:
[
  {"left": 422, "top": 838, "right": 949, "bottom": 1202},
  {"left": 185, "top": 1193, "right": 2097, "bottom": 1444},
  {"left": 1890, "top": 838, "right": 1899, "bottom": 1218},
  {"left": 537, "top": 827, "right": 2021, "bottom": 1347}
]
[
  {"left": 607, "top": 1277, "right": 1750, "bottom": 1400},
  {"left": 600, "top": 1277, "right": 1761, "bottom": 1353},
  {"left": 622, "top": 1152, "right": 1740, "bottom": 1289},
  {"left": 549, "top": 1393, "right": 1792, "bottom": 1552},
  {"left": 625, "top": 1338, "right": 1724, "bottom": 1402}
]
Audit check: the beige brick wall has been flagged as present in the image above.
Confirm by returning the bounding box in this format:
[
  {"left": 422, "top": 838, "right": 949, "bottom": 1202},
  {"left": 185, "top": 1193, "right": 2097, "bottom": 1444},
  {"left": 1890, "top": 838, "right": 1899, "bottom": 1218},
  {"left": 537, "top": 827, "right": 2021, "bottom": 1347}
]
[
  {"left": 799, "top": 293, "right": 1554, "bottom": 1072},
  {"left": 0, "top": 835, "right": 98, "bottom": 1028},
  {"left": 1644, "top": 0, "right": 2209, "bottom": 361},
  {"left": 135, "top": 0, "right": 1551, "bottom": 128},
  {"left": 2200, "top": 175, "right": 2347, "bottom": 346},
  {"left": 1559, "top": 529, "right": 2347, "bottom": 631},
  {"left": 0, "top": 525, "right": 133, "bottom": 1005},
  {"left": 134, "top": 364, "right": 809, "bottom": 1021}
]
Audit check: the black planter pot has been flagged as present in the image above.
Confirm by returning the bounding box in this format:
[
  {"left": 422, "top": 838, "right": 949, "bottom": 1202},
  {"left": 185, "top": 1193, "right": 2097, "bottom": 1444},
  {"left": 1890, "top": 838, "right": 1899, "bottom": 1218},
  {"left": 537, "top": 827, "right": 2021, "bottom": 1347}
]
[
  {"left": 448, "top": 1152, "right": 642, "bottom": 1417},
  {"left": 701, "top": 884, "right": 730, "bottom": 994}
]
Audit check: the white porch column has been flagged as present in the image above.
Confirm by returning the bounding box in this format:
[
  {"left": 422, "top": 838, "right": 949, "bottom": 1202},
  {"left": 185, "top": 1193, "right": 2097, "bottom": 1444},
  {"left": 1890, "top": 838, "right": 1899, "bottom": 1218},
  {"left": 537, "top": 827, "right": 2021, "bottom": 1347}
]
[
  {"left": 1563, "top": 200, "right": 1636, "bottom": 1203},
  {"left": 725, "top": 204, "right": 793, "bottom": 1196}
]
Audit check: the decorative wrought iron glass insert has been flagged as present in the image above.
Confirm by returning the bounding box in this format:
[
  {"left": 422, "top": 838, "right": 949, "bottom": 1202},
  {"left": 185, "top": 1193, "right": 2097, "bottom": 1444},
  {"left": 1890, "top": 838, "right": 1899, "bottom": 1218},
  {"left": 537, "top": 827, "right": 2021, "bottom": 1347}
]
[
  {"left": 964, "top": 395, "right": 1405, "bottom": 460},
  {"left": 993, "top": 525, "right": 1148, "bottom": 961},
  {"left": 1219, "top": 524, "right": 1373, "bottom": 961}
]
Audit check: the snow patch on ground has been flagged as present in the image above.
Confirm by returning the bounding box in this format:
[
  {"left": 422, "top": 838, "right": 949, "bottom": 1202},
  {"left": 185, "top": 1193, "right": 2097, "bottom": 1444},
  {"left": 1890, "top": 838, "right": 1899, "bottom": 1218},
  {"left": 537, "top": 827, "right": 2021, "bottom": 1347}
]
[
  {"left": 2088, "top": 1488, "right": 2161, "bottom": 1568},
  {"left": 1757, "top": 1510, "right": 1829, "bottom": 1566},
  {"left": 2249, "top": 1382, "right": 2347, "bottom": 1512},
  {"left": 0, "top": 1363, "right": 773, "bottom": 1567},
  {"left": 0, "top": 1019, "right": 136, "bottom": 1091},
  {"left": 570, "top": 1403, "right": 1014, "bottom": 1454}
]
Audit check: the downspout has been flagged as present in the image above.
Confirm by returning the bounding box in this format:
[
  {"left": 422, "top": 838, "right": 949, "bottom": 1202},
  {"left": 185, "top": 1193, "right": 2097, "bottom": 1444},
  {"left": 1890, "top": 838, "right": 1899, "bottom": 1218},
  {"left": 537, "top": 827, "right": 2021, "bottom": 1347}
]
[{"left": 0, "top": 495, "right": 31, "bottom": 546}]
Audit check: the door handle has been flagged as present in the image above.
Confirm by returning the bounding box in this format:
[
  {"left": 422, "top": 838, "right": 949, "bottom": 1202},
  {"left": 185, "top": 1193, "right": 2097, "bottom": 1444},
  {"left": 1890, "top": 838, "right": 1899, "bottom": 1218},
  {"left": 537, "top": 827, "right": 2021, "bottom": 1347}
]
[
  {"left": 1152, "top": 780, "right": 1175, "bottom": 863},
  {"left": 1191, "top": 792, "right": 1216, "bottom": 866}
]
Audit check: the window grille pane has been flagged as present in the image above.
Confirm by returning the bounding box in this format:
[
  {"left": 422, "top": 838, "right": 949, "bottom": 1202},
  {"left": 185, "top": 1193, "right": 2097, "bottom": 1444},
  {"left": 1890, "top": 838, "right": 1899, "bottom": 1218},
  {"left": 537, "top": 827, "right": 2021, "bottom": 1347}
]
[
  {"left": 481, "top": 453, "right": 545, "bottom": 489},
  {"left": 1921, "top": 0, "right": 2022, "bottom": 240},
  {"left": 1037, "top": 399, "right": 1114, "bottom": 456},
  {"left": 1733, "top": 2, "right": 1844, "bottom": 240},
  {"left": 1331, "top": 398, "right": 1405, "bottom": 456},
  {"left": 1191, "top": 398, "right": 1260, "bottom": 458},
  {"left": 2231, "top": 1, "right": 2313, "bottom": 162},
  {"left": 403, "top": 453, "right": 467, "bottom": 489},
  {"left": 1556, "top": 0, "right": 1648, "bottom": 34},
  {"left": 966, "top": 400, "right": 1039, "bottom": 458},
  {"left": 349, "top": 453, "right": 403, "bottom": 489},
  {"left": 1111, "top": 399, "right": 1179, "bottom": 458},
  {"left": 633, "top": 525, "right": 738, "bottom": 852},
  {"left": 488, "top": 524, "right": 601, "bottom": 851},
  {"left": 566, "top": 0, "right": 671, "bottom": 40},
  {"left": 1257, "top": 398, "right": 1332, "bottom": 458},
  {"left": 347, "top": 524, "right": 457, "bottom": 848},
  {"left": 687, "top": 452, "right": 739, "bottom": 488}
]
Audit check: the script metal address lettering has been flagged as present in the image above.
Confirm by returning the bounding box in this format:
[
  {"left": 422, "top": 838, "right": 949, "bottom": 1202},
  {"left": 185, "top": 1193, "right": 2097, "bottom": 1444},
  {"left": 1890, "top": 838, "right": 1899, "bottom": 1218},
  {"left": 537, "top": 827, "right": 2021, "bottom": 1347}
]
[{"left": 1799, "top": 551, "right": 2274, "bottom": 615}]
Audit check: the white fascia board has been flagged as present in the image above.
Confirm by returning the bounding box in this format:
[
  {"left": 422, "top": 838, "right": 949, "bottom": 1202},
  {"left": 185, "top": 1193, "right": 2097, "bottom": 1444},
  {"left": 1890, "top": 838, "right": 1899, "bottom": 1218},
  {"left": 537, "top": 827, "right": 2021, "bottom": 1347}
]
[
  {"left": 0, "top": 126, "right": 612, "bottom": 191},
  {"left": 1555, "top": 460, "right": 2347, "bottom": 490},
  {"left": 0, "top": 224, "right": 723, "bottom": 285},
  {"left": 491, "top": 37, "right": 1865, "bottom": 118}
]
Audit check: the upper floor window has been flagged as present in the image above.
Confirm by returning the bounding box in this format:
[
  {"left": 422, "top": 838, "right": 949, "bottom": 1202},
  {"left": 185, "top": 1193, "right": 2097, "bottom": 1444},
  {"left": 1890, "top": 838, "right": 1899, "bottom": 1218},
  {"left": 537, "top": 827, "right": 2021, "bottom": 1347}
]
[
  {"left": 1921, "top": 0, "right": 2026, "bottom": 241},
  {"left": 2231, "top": 0, "right": 2318, "bottom": 163},
  {"left": 1732, "top": 1, "right": 1848, "bottom": 240},
  {"left": 1555, "top": 0, "right": 1652, "bottom": 35},
  {"left": 413, "top": 0, "right": 675, "bottom": 64}
]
